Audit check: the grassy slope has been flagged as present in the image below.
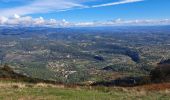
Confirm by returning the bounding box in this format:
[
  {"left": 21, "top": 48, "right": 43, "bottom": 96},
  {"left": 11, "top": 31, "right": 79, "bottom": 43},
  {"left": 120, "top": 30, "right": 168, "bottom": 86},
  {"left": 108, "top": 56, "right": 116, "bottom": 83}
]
[
  {"left": 0, "top": 81, "right": 170, "bottom": 100},
  {"left": 0, "top": 65, "right": 170, "bottom": 100}
]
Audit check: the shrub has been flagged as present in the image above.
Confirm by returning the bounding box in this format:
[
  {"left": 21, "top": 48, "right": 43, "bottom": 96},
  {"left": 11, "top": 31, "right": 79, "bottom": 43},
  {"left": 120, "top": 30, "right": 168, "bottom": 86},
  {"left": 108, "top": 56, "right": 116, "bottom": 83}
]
[{"left": 150, "top": 64, "right": 170, "bottom": 82}]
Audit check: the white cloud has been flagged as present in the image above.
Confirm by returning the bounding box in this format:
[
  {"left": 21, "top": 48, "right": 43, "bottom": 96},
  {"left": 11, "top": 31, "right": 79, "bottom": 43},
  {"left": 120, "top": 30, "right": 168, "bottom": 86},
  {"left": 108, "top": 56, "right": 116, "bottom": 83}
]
[
  {"left": 0, "top": 15, "right": 170, "bottom": 27},
  {"left": 73, "top": 19, "right": 170, "bottom": 27},
  {"left": 0, "top": 15, "right": 72, "bottom": 27},
  {"left": 3, "top": 0, "right": 169, "bottom": 27},
  {"left": 14, "top": 14, "right": 20, "bottom": 19},
  {"left": 0, "top": 0, "right": 144, "bottom": 17},
  {"left": 0, "top": 16, "right": 8, "bottom": 24},
  {"left": 75, "top": 22, "right": 95, "bottom": 26},
  {"left": 92, "top": 0, "right": 144, "bottom": 8},
  {"left": 33, "top": 17, "right": 45, "bottom": 25},
  {"left": 0, "top": 0, "right": 85, "bottom": 17}
]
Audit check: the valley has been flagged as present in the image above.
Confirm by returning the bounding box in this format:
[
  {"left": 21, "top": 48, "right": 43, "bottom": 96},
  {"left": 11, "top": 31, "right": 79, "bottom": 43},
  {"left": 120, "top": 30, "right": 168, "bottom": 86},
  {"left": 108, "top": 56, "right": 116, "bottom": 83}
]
[{"left": 0, "top": 26, "right": 170, "bottom": 83}]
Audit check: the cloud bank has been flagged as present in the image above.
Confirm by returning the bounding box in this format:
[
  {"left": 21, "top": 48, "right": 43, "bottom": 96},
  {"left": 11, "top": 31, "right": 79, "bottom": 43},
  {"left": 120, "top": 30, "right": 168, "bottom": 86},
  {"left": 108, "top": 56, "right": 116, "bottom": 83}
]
[{"left": 0, "top": 15, "right": 170, "bottom": 27}]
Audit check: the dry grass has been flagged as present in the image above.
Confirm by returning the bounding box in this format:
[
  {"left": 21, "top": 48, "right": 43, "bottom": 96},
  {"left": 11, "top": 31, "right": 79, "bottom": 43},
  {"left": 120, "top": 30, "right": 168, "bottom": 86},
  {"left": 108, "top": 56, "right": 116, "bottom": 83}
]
[
  {"left": 0, "top": 81, "right": 170, "bottom": 100},
  {"left": 0, "top": 82, "right": 26, "bottom": 88},
  {"left": 0, "top": 82, "right": 66, "bottom": 89},
  {"left": 135, "top": 83, "right": 170, "bottom": 91}
]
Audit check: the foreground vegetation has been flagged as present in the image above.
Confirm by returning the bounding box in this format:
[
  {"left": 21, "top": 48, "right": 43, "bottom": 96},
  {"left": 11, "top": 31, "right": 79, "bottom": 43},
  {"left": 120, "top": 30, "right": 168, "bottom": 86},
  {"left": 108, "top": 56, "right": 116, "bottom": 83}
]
[
  {"left": 0, "top": 81, "right": 170, "bottom": 100},
  {"left": 1, "top": 53, "right": 170, "bottom": 100}
]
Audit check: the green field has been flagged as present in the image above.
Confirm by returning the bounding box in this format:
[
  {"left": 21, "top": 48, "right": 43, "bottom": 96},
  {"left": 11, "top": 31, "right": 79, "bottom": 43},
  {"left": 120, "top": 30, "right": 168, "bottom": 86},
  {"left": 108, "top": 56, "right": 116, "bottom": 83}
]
[{"left": 0, "top": 82, "right": 170, "bottom": 100}]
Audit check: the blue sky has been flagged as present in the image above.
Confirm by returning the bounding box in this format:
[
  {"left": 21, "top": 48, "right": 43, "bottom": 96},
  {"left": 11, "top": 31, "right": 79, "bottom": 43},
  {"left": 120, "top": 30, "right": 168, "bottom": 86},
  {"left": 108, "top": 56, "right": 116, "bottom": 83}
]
[
  {"left": 52, "top": 0, "right": 170, "bottom": 22},
  {"left": 0, "top": 0, "right": 170, "bottom": 27}
]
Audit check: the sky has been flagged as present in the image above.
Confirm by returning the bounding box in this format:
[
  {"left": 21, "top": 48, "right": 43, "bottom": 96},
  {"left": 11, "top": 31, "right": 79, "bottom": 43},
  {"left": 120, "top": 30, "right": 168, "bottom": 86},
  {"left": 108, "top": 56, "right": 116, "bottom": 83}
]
[{"left": 0, "top": 0, "right": 170, "bottom": 27}]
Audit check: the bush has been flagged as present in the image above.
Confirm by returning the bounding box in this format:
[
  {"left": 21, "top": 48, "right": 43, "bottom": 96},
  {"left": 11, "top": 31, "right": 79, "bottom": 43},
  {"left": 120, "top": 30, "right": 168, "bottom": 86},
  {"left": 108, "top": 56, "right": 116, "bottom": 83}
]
[{"left": 150, "top": 64, "right": 170, "bottom": 82}]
